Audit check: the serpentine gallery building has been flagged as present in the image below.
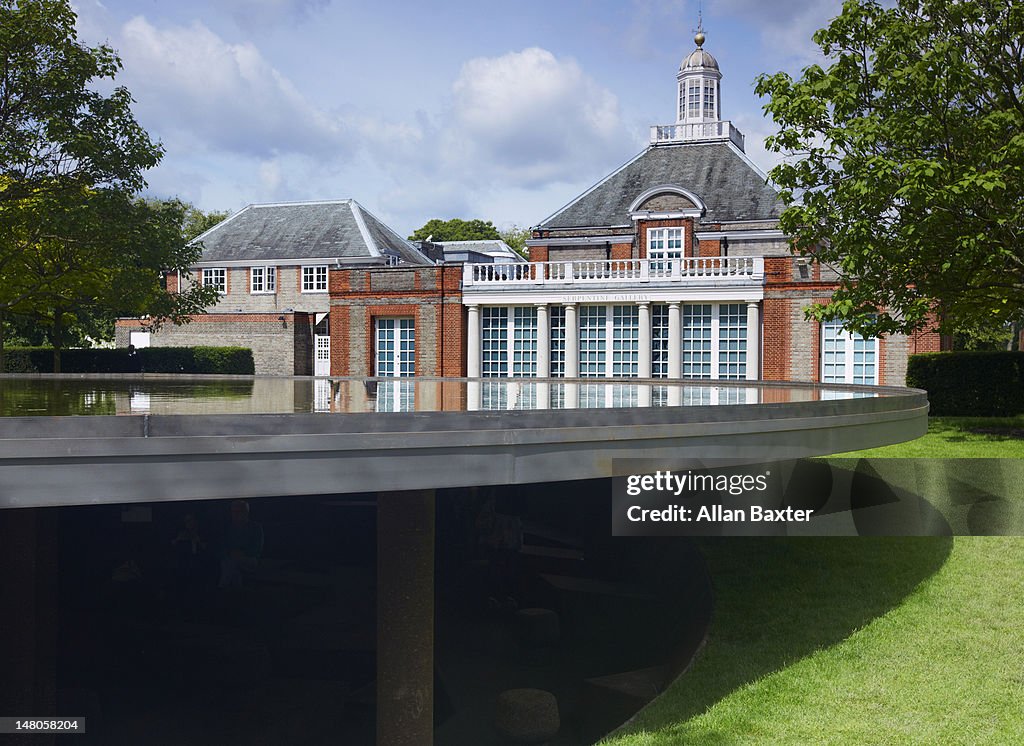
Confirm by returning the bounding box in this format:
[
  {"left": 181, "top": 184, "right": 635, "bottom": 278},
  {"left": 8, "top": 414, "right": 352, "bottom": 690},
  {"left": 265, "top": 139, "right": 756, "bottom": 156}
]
[{"left": 118, "top": 31, "right": 944, "bottom": 395}]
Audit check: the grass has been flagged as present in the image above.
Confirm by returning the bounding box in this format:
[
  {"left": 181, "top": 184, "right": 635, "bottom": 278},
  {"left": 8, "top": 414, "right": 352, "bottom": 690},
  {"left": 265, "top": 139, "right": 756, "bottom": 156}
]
[
  {"left": 601, "top": 417, "right": 1024, "bottom": 745},
  {"left": 832, "top": 415, "right": 1024, "bottom": 458}
]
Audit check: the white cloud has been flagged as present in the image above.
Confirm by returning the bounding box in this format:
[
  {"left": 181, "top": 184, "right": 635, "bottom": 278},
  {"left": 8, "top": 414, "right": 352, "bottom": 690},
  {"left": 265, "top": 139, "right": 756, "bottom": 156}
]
[
  {"left": 446, "top": 47, "right": 632, "bottom": 187},
  {"left": 117, "top": 17, "right": 347, "bottom": 160}
]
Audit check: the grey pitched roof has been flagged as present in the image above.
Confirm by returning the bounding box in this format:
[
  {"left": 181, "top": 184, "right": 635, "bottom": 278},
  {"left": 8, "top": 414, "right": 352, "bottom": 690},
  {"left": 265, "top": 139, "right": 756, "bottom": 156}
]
[
  {"left": 537, "top": 141, "right": 784, "bottom": 229},
  {"left": 193, "top": 200, "right": 432, "bottom": 266}
]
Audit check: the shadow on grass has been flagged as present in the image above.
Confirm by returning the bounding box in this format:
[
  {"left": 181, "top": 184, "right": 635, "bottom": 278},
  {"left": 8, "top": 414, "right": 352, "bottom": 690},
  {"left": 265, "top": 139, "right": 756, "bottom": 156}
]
[{"left": 608, "top": 534, "right": 953, "bottom": 740}]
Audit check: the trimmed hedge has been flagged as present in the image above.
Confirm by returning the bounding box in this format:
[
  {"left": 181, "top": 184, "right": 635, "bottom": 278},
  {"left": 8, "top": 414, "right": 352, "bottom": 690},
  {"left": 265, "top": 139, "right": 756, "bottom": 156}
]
[
  {"left": 907, "top": 351, "right": 1024, "bottom": 416},
  {"left": 1, "top": 346, "right": 255, "bottom": 375}
]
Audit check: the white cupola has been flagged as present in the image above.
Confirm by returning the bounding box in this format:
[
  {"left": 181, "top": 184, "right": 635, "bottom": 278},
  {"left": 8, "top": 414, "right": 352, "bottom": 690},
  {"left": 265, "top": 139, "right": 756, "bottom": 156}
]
[{"left": 676, "top": 24, "right": 722, "bottom": 124}]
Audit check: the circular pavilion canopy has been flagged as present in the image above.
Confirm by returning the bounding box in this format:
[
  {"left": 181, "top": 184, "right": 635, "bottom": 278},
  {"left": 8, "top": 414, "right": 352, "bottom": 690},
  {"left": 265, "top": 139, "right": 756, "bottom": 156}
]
[{"left": 0, "top": 376, "right": 928, "bottom": 508}]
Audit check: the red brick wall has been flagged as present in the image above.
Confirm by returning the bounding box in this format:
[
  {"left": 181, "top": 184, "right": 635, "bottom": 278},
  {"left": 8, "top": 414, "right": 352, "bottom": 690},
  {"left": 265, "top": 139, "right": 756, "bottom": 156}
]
[
  {"left": 529, "top": 246, "right": 549, "bottom": 263},
  {"left": 610, "top": 243, "right": 633, "bottom": 260},
  {"left": 328, "top": 265, "right": 465, "bottom": 378},
  {"left": 165, "top": 273, "right": 179, "bottom": 293},
  {"left": 697, "top": 240, "right": 720, "bottom": 257},
  {"left": 761, "top": 297, "right": 791, "bottom": 381}
]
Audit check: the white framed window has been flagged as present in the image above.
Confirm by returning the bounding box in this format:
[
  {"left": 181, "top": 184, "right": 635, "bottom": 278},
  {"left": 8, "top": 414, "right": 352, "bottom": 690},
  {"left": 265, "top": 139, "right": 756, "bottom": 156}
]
[
  {"left": 648, "top": 228, "right": 685, "bottom": 273},
  {"left": 302, "top": 265, "right": 328, "bottom": 292},
  {"left": 250, "top": 266, "right": 276, "bottom": 294},
  {"left": 652, "top": 304, "right": 670, "bottom": 378},
  {"left": 703, "top": 81, "right": 717, "bottom": 119},
  {"left": 202, "top": 268, "right": 226, "bottom": 294},
  {"left": 687, "top": 81, "right": 700, "bottom": 119},
  {"left": 481, "top": 306, "right": 538, "bottom": 378},
  {"left": 549, "top": 305, "right": 566, "bottom": 378},
  {"left": 681, "top": 303, "right": 747, "bottom": 380},
  {"left": 821, "top": 320, "right": 878, "bottom": 385},
  {"left": 578, "top": 305, "right": 639, "bottom": 379},
  {"left": 376, "top": 318, "right": 415, "bottom": 377},
  {"left": 678, "top": 83, "right": 685, "bottom": 121}
]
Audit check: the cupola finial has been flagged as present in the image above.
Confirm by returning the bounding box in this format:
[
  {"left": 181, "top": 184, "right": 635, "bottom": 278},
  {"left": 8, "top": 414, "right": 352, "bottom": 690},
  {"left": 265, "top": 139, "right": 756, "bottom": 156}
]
[{"left": 693, "top": 2, "right": 705, "bottom": 47}]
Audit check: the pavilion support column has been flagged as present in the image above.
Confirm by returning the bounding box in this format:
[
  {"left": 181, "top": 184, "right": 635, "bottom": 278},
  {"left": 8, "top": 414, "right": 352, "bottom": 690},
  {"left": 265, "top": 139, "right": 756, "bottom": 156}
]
[
  {"left": 564, "top": 303, "right": 579, "bottom": 379},
  {"left": 536, "top": 304, "right": 550, "bottom": 410},
  {"left": 377, "top": 489, "right": 436, "bottom": 746},
  {"left": 0, "top": 508, "right": 58, "bottom": 741},
  {"left": 467, "top": 304, "right": 481, "bottom": 410},
  {"left": 668, "top": 302, "right": 682, "bottom": 379},
  {"left": 638, "top": 302, "right": 652, "bottom": 379},
  {"left": 746, "top": 301, "right": 760, "bottom": 381},
  {"left": 467, "top": 304, "right": 481, "bottom": 378},
  {"left": 536, "top": 304, "right": 550, "bottom": 378}
]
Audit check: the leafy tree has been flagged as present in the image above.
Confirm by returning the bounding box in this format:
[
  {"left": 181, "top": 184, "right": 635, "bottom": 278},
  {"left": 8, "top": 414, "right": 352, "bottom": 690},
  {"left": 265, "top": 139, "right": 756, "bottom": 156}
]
[
  {"left": 755, "top": 0, "right": 1024, "bottom": 338},
  {"left": 408, "top": 218, "right": 502, "bottom": 243},
  {"left": 0, "top": 0, "right": 217, "bottom": 371},
  {"left": 499, "top": 225, "right": 531, "bottom": 259}
]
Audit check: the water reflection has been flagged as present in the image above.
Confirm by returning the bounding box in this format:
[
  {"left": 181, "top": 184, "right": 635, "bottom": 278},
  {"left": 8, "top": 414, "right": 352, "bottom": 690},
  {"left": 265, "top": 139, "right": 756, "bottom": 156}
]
[{"left": 0, "top": 376, "right": 890, "bottom": 417}]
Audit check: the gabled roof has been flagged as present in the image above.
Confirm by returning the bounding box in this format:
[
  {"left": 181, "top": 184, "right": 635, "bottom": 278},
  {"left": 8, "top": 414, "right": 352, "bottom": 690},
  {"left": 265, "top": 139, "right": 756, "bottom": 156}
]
[
  {"left": 192, "top": 200, "right": 432, "bottom": 266},
  {"left": 537, "top": 141, "right": 784, "bottom": 230}
]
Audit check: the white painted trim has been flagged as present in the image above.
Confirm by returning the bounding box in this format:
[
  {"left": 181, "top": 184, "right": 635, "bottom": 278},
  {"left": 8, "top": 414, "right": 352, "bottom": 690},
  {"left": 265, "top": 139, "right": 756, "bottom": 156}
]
[
  {"left": 695, "top": 230, "right": 787, "bottom": 241},
  {"left": 525, "top": 235, "right": 632, "bottom": 247},
  {"left": 627, "top": 184, "right": 707, "bottom": 214},
  {"left": 349, "top": 201, "right": 381, "bottom": 258},
  {"left": 630, "top": 210, "right": 703, "bottom": 221},
  {"left": 463, "top": 289, "right": 764, "bottom": 305},
  {"left": 194, "top": 256, "right": 367, "bottom": 268}
]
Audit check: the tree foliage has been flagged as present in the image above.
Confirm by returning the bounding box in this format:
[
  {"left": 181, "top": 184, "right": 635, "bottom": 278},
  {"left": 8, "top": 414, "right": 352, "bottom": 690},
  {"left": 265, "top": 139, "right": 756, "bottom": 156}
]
[
  {"left": 755, "top": 0, "right": 1024, "bottom": 338},
  {"left": 408, "top": 218, "right": 502, "bottom": 243},
  {"left": 0, "top": 0, "right": 218, "bottom": 370},
  {"left": 499, "top": 225, "right": 531, "bottom": 258}
]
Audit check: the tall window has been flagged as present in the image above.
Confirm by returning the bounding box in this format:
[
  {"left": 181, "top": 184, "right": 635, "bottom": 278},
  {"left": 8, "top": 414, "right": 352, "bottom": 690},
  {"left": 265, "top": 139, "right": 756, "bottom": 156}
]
[
  {"left": 375, "top": 318, "right": 415, "bottom": 377},
  {"left": 612, "top": 306, "right": 639, "bottom": 377},
  {"left": 717, "top": 304, "right": 747, "bottom": 380},
  {"left": 578, "top": 306, "right": 607, "bottom": 377},
  {"left": 549, "top": 305, "right": 566, "bottom": 378},
  {"left": 250, "top": 266, "right": 276, "bottom": 294},
  {"left": 703, "top": 81, "right": 717, "bottom": 119},
  {"left": 302, "top": 265, "right": 328, "bottom": 292},
  {"left": 203, "top": 268, "right": 226, "bottom": 294},
  {"left": 682, "top": 304, "right": 713, "bottom": 378},
  {"left": 680, "top": 304, "right": 748, "bottom": 380},
  {"left": 651, "top": 304, "right": 670, "bottom": 378},
  {"left": 678, "top": 83, "right": 685, "bottom": 121},
  {"left": 481, "top": 307, "right": 538, "bottom": 378},
  {"left": 687, "top": 81, "right": 700, "bottom": 119},
  {"left": 821, "top": 321, "right": 877, "bottom": 384}
]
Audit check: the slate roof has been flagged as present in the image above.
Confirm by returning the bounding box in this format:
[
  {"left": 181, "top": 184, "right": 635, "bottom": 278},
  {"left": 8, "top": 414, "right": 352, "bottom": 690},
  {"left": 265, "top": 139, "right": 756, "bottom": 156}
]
[
  {"left": 193, "top": 200, "right": 432, "bottom": 266},
  {"left": 537, "top": 141, "right": 784, "bottom": 229}
]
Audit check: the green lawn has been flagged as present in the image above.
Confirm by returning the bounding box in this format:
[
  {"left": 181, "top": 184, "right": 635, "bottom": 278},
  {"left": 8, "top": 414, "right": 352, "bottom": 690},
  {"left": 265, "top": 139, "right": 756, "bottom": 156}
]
[
  {"left": 833, "top": 416, "right": 1024, "bottom": 458},
  {"left": 602, "top": 418, "right": 1024, "bottom": 745}
]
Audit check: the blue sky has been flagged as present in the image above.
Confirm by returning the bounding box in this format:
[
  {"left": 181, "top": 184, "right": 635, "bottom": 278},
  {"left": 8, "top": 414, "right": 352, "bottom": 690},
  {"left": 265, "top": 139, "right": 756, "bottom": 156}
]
[{"left": 73, "top": 0, "right": 842, "bottom": 236}]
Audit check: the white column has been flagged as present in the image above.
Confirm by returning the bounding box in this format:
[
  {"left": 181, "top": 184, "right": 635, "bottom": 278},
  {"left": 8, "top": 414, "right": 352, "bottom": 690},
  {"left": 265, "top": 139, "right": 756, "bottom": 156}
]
[
  {"left": 467, "top": 304, "right": 480, "bottom": 378},
  {"left": 536, "top": 304, "right": 550, "bottom": 378},
  {"left": 638, "top": 302, "right": 652, "bottom": 379},
  {"left": 746, "top": 301, "right": 760, "bottom": 381},
  {"left": 564, "top": 303, "right": 579, "bottom": 378},
  {"left": 668, "top": 301, "right": 682, "bottom": 379}
]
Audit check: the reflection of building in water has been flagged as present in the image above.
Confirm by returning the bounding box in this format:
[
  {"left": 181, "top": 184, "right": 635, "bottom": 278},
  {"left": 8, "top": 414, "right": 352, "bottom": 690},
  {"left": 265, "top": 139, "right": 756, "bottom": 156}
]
[{"left": 120, "top": 29, "right": 945, "bottom": 385}]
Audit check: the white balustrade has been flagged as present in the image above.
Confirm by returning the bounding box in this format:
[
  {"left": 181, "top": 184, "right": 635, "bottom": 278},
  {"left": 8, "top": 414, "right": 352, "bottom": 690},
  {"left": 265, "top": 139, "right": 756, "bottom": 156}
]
[{"left": 462, "top": 256, "right": 763, "bottom": 287}]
